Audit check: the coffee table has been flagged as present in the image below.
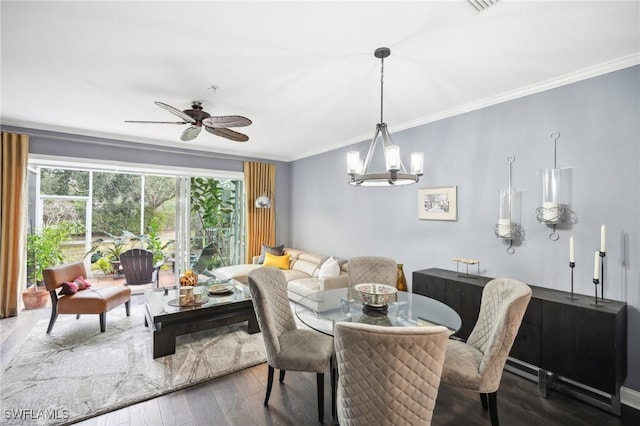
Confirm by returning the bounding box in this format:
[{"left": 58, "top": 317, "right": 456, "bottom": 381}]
[{"left": 144, "top": 279, "right": 259, "bottom": 358}]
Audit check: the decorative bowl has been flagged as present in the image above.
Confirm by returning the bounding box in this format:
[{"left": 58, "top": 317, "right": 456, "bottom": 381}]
[{"left": 354, "top": 283, "right": 397, "bottom": 307}]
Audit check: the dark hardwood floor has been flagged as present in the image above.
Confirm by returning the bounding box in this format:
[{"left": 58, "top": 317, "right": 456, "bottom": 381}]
[{"left": 2, "top": 297, "right": 639, "bottom": 426}]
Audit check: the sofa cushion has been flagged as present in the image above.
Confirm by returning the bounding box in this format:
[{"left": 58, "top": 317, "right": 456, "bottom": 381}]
[
  {"left": 263, "top": 252, "right": 290, "bottom": 270},
  {"left": 288, "top": 277, "right": 323, "bottom": 299},
  {"left": 284, "top": 248, "right": 305, "bottom": 260},
  {"left": 318, "top": 256, "right": 340, "bottom": 279},
  {"left": 257, "top": 244, "right": 285, "bottom": 264},
  {"left": 292, "top": 259, "right": 319, "bottom": 277},
  {"left": 214, "top": 264, "right": 261, "bottom": 284},
  {"left": 282, "top": 270, "right": 311, "bottom": 282}
]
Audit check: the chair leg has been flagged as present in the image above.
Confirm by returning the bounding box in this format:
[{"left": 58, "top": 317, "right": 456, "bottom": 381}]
[
  {"left": 264, "top": 365, "right": 275, "bottom": 406},
  {"left": 317, "top": 372, "right": 324, "bottom": 424},
  {"left": 99, "top": 312, "right": 106, "bottom": 332},
  {"left": 125, "top": 300, "right": 131, "bottom": 316},
  {"left": 279, "top": 370, "right": 286, "bottom": 383},
  {"left": 330, "top": 355, "right": 337, "bottom": 422},
  {"left": 76, "top": 314, "right": 81, "bottom": 319},
  {"left": 487, "top": 391, "right": 499, "bottom": 426},
  {"left": 480, "top": 392, "right": 489, "bottom": 410},
  {"left": 46, "top": 309, "right": 58, "bottom": 334}
]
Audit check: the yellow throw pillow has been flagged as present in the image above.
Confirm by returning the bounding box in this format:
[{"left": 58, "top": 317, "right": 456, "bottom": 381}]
[{"left": 263, "top": 252, "right": 290, "bottom": 270}]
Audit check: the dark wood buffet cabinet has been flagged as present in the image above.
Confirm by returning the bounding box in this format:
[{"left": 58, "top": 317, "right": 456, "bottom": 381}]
[{"left": 413, "top": 268, "right": 627, "bottom": 415}]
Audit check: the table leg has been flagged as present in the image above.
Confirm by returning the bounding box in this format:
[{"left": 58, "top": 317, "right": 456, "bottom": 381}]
[
  {"left": 247, "top": 312, "right": 260, "bottom": 334},
  {"left": 153, "top": 328, "right": 177, "bottom": 358},
  {"left": 538, "top": 369, "right": 549, "bottom": 398}
]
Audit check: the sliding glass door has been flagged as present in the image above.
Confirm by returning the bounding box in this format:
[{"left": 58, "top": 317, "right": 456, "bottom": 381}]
[{"left": 27, "top": 158, "right": 244, "bottom": 285}]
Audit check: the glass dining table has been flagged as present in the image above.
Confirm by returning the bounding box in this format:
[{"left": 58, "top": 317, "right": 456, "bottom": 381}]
[{"left": 295, "top": 287, "right": 462, "bottom": 337}]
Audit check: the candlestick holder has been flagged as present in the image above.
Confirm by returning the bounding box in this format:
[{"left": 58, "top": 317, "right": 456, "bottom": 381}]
[
  {"left": 599, "top": 251, "right": 610, "bottom": 303},
  {"left": 567, "top": 262, "right": 578, "bottom": 300},
  {"left": 590, "top": 278, "right": 603, "bottom": 307}
]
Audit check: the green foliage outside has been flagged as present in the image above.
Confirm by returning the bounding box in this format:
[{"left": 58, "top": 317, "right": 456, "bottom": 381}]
[
  {"left": 190, "top": 178, "right": 237, "bottom": 268},
  {"left": 26, "top": 224, "right": 71, "bottom": 284},
  {"left": 144, "top": 217, "right": 174, "bottom": 264},
  {"left": 34, "top": 167, "right": 242, "bottom": 275},
  {"left": 42, "top": 172, "right": 175, "bottom": 236}
]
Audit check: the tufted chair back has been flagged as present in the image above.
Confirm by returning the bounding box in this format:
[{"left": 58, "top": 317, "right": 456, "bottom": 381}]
[
  {"left": 347, "top": 256, "right": 396, "bottom": 301},
  {"left": 247, "top": 267, "right": 297, "bottom": 367},
  {"left": 441, "top": 277, "right": 531, "bottom": 425},
  {"left": 347, "top": 256, "right": 397, "bottom": 287},
  {"left": 248, "top": 266, "right": 335, "bottom": 423},
  {"left": 334, "top": 322, "right": 449, "bottom": 425},
  {"left": 466, "top": 278, "right": 532, "bottom": 391}
]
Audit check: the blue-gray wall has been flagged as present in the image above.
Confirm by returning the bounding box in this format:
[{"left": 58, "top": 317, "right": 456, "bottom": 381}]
[{"left": 289, "top": 65, "right": 640, "bottom": 391}]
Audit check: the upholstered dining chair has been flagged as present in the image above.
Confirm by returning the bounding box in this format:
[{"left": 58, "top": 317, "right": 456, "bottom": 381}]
[
  {"left": 119, "top": 249, "right": 162, "bottom": 287},
  {"left": 247, "top": 267, "right": 335, "bottom": 423},
  {"left": 334, "top": 322, "right": 450, "bottom": 425},
  {"left": 440, "top": 278, "right": 532, "bottom": 426},
  {"left": 347, "top": 256, "right": 397, "bottom": 299}
]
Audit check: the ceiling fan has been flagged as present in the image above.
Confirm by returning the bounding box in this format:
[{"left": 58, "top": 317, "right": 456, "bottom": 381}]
[{"left": 125, "top": 101, "right": 251, "bottom": 142}]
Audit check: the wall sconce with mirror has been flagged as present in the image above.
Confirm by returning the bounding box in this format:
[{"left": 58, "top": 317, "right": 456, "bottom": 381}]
[
  {"left": 494, "top": 155, "right": 524, "bottom": 254},
  {"left": 535, "top": 131, "right": 576, "bottom": 240}
]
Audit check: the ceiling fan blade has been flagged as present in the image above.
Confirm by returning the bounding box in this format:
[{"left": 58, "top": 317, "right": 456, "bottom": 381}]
[
  {"left": 125, "top": 120, "right": 188, "bottom": 124},
  {"left": 202, "top": 116, "right": 252, "bottom": 128},
  {"left": 181, "top": 125, "right": 202, "bottom": 141},
  {"left": 155, "top": 101, "right": 196, "bottom": 123},
  {"left": 205, "top": 126, "right": 249, "bottom": 142}
]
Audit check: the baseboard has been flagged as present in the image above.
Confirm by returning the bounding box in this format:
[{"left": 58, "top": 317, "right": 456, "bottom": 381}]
[{"left": 622, "top": 386, "right": 640, "bottom": 410}]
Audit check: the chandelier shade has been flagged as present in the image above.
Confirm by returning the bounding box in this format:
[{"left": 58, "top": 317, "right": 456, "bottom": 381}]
[{"left": 347, "top": 47, "right": 424, "bottom": 186}]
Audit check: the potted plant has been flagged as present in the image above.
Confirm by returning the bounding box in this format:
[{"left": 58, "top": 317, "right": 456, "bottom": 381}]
[{"left": 24, "top": 224, "right": 70, "bottom": 309}]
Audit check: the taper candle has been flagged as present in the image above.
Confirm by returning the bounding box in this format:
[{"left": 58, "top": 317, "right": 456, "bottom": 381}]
[
  {"left": 600, "top": 224, "right": 606, "bottom": 252},
  {"left": 593, "top": 251, "right": 600, "bottom": 280},
  {"left": 569, "top": 237, "right": 575, "bottom": 263}
]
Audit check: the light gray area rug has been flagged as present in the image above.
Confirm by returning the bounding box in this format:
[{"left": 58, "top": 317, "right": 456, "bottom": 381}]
[{"left": 0, "top": 305, "right": 266, "bottom": 425}]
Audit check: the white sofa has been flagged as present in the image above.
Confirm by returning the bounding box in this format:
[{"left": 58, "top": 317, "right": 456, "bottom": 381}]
[{"left": 214, "top": 248, "right": 348, "bottom": 303}]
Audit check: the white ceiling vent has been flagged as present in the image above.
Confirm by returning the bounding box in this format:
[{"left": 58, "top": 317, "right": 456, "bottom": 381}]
[{"left": 466, "top": 0, "right": 500, "bottom": 12}]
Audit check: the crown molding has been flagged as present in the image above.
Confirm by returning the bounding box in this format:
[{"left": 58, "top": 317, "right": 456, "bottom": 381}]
[{"left": 292, "top": 54, "right": 640, "bottom": 161}]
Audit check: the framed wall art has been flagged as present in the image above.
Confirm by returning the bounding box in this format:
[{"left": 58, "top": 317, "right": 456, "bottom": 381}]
[{"left": 418, "top": 186, "right": 458, "bottom": 221}]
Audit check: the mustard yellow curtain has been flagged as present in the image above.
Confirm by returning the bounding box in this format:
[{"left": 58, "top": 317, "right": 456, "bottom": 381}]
[
  {"left": 0, "top": 132, "right": 29, "bottom": 318},
  {"left": 244, "top": 161, "right": 275, "bottom": 263}
]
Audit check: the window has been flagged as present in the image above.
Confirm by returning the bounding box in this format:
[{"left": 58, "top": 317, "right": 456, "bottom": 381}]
[{"left": 27, "top": 157, "right": 244, "bottom": 284}]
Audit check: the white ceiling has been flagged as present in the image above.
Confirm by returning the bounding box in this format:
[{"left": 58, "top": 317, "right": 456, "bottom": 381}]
[{"left": 1, "top": 1, "right": 639, "bottom": 162}]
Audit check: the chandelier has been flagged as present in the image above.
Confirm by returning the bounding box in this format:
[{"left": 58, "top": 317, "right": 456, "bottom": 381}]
[{"left": 347, "top": 47, "right": 424, "bottom": 186}]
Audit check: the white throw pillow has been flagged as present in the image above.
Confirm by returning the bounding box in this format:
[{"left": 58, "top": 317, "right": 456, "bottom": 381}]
[{"left": 318, "top": 256, "right": 340, "bottom": 279}]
